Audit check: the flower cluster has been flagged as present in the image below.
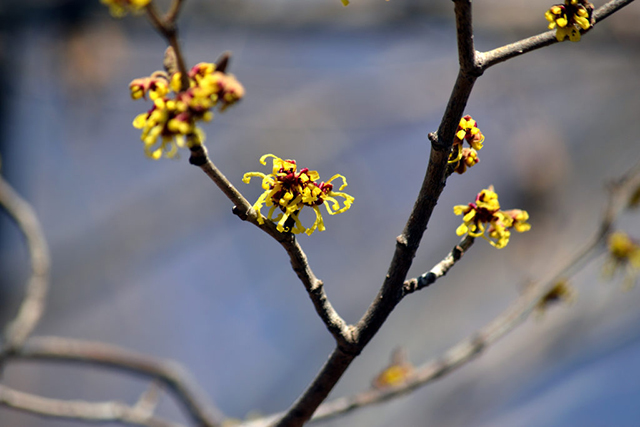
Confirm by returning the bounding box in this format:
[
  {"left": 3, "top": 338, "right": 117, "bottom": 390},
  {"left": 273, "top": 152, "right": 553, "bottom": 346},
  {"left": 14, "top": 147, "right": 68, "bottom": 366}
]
[
  {"left": 448, "top": 115, "right": 484, "bottom": 175},
  {"left": 101, "top": 0, "right": 150, "bottom": 17},
  {"left": 545, "top": 0, "right": 593, "bottom": 42},
  {"left": 603, "top": 231, "right": 640, "bottom": 288},
  {"left": 453, "top": 186, "right": 531, "bottom": 248},
  {"left": 242, "top": 154, "right": 354, "bottom": 236},
  {"left": 130, "top": 62, "right": 244, "bottom": 159}
]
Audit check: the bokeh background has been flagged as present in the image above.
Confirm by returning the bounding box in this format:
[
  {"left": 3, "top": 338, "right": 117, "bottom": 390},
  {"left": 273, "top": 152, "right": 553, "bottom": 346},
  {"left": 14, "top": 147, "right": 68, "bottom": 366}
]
[{"left": 1, "top": 0, "right": 640, "bottom": 426}]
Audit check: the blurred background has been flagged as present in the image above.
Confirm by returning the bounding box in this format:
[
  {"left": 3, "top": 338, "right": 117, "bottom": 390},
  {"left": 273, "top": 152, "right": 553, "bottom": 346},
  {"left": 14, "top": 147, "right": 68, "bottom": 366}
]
[{"left": 1, "top": 0, "right": 640, "bottom": 426}]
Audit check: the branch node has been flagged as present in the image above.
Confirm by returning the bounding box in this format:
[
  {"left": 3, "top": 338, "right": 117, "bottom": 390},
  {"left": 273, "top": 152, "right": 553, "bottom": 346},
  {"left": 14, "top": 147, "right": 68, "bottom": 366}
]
[
  {"left": 188, "top": 145, "right": 208, "bottom": 166},
  {"left": 232, "top": 205, "right": 249, "bottom": 221}
]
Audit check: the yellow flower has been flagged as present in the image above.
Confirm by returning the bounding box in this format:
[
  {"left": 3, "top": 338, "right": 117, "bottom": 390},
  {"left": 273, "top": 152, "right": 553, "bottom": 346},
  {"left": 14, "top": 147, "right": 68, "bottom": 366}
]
[
  {"left": 100, "top": 0, "right": 151, "bottom": 18},
  {"left": 243, "top": 154, "right": 354, "bottom": 236},
  {"left": 129, "top": 62, "right": 244, "bottom": 159},
  {"left": 448, "top": 115, "right": 484, "bottom": 174},
  {"left": 372, "top": 348, "right": 414, "bottom": 390},
  {"left": 453, "top": 186, "right": 530, "bottom": 248},
  {"left": 545, "top": 0, "right": 593, "bottom": 42},
  {"left": 604, "top": 231, "right": 640, "bottom": 288}
]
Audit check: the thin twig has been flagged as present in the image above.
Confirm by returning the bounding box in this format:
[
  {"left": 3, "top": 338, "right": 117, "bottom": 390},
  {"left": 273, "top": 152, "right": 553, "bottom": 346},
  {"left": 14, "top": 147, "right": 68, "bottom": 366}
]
[
  {"left": 165, "top": 0, "right": 185, "bottom": 24},
  {"left": 7, "top": 336, "right": 223, "bottom": 427},
  {"left": 145, "top": 2, "right": 190, "bottom": 90},
  {"left": 0, "top": 176, "right": 50, "bottom": 357},
  {"left": 133, "top": 382, "right": 163, "bottom": 419},
  {"left": 0, "top": 384, "right": 182, "bottom": 427},
  {"left": 403, "top": 235, "right": 475, "bottom": 295},
  {"left": 479, "top": 0, "right": 636, "bottom": 70}
]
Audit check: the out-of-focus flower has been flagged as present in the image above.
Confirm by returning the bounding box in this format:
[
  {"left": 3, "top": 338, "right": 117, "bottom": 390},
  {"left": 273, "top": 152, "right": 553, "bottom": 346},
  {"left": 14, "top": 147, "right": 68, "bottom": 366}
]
[
  {"left": 453, "top": 186, "right": 531, "bottom": 248},
  {"left": 603, "top": 231, "right": 640, "bottom": 288},
  {"left": 243, "top": 154, "right": 354, "bottom": 236},
  {"left": 449, "top": 115, "right": 485, "bottom": 175},
  {"left": 535, "top": 279, "right": 576, "bottom": 314},
  {"left": 130, "top": 62, "right": 244, "bottom": 159},
  {"left": 101, "top": 0, "right": 151, "bottom": 18},
  {"left": 372, "top": 348, "right": 414, "bottom": 389},
  {"left": 545, "top": 0, "right": 593, "bottom": 42}
]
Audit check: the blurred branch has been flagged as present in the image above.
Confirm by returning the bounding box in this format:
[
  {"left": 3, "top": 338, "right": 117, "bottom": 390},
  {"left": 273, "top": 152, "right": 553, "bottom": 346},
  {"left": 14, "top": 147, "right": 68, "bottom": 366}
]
[
  {"left": 479, "top": 0, "right": 636, "bottom": 70},
  {"left": 6, "top": 336, "right": 223, "bottom": 427},
  {"left": 133, "top": 382, "right": 163, "bottom": 419},
  {"left": 0, "top": 384, "right": 182, "bottom": 427},
  {"left": 165, "top": 0, "right": 185, "bottom": 24},
  {"left": 0, "top": 176, "right": 50, "bottom": 358}
]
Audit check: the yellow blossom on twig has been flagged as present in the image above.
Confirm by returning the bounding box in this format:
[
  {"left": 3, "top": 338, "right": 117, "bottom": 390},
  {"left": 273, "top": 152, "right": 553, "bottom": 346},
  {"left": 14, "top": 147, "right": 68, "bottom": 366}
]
[
  {"left": 545, "top": 0, "right": 593, "bottom": 42},
  {"left": 372, "top": 348, "right": 414, "bottom": 389},
  {"left": 603, "top": 231, "right": 640, "bottom": 288},
  {"left": 130, "top": 62, "right": 244, "bottom": 159},
  {"left": 453, "top": 186, "right": 530, "bottom": 249},
  {"left": 100, "top": 0, "right": 151, "bottom": 18},
  {"left": 243, "top": 154, "right": 354, "bottom": 236},
  {"left": 449, "top": 115, "right": 485, "bottom": 175}
]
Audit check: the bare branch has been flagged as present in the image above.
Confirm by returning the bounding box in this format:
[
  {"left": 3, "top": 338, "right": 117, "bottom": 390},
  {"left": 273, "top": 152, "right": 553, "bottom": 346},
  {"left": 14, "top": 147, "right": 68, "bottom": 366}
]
[
  {"left": 133, "top": 382, "right": 163, "bottom": 419},
  {"left": 403, "top": 235, "right": 475, "bottom": 295},
  {"left": 0, "top": 384, "right": 182, "bottom": 427},
  {"left": 479, "top": 0, "right": 636, "bottom": 71},
  {"left": 0, "top": 176, "right": 50, "bottom": 356},
  {"left": 453, "top": 0, "right": 479, "bottom": 74},
  {"left": 7, "top": 336, "right": 223, "bottom": 427}
]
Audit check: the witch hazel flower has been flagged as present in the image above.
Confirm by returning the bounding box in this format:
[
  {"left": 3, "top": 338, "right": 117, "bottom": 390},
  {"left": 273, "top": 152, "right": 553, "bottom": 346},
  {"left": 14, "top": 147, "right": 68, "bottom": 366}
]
[
  {"left": 242, "top": 154, "right": 354, "bottom": 236},
  {"left": 448, "top": 115, "right": 485, "bottom": 175},
  {"left": 545, "top": 0, "right": 593, "bottom": 42},
  {"left": 453, "top": 186, "right": 531, "bottom": 249},
  {"left": 603, "top": 231, "right": 640, "bottom": 288},
  {"left": 101, "top": 0, "right": 151, "bottom": 18},
  {"left": 130, "top": 62, "right": 244, "bottom": 159}
]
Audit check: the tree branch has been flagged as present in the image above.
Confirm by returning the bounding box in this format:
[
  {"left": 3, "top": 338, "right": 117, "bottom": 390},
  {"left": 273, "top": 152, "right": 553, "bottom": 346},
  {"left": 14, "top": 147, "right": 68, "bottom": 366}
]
[
  {"left": 479, "top": 0, "right": 636, "bottom": 71},
  {"left": 273, "top": 2, "right": 482, "bottom": 424},
  {"left": 274, "top": 159, "right": 640, "bottom": 424},
  {"left": 271, "top": 0, "right": 638, "bottom": 423},
  {"left": 0, "top": 176, "right": 50, "bottom": 357},
  {"left": 6, "top": 336, "right": 223, "bottom": 427},
  {"left": 0, "top": 384, "right": 182, "bottom": 427}
]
